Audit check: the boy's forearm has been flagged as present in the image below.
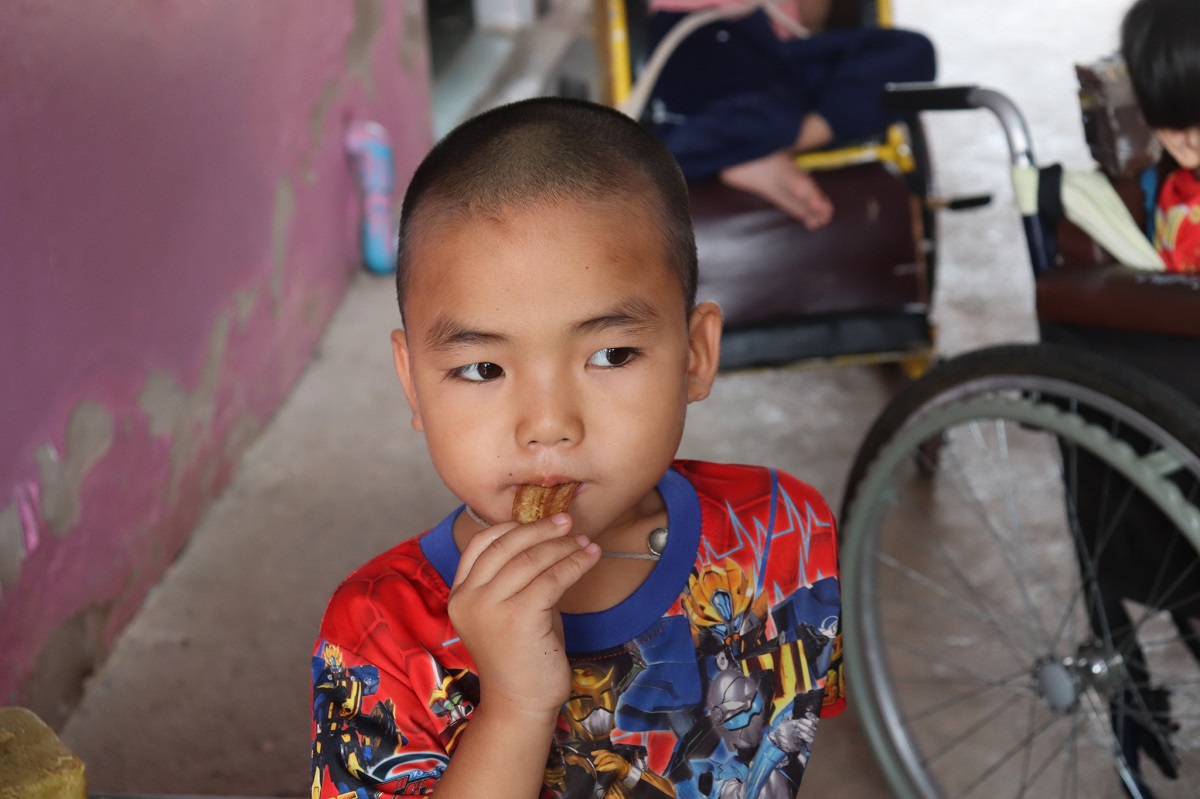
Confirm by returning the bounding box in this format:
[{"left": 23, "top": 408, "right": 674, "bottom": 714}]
[{"left": 432, "top": 700, "right": 559, "bottom": 798}]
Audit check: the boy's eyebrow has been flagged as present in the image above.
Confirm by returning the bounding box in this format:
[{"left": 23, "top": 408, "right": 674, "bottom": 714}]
[
  {"left": 423, "top": 317, "right": 509, "bottom": 351},
  {"left": 571, "top": 298, "right": 662, "bottom": 335},
  {"left": 423, "top": 298, "right": 662, "bottom": 351}
]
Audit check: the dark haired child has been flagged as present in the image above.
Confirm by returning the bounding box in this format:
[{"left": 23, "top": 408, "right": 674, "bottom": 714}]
[
  {"left": 310, "top": 97, "right": 843, "bottom": 798},
  {"left": 1122, "top": 0, "right": 1200, "bottom": 272}
]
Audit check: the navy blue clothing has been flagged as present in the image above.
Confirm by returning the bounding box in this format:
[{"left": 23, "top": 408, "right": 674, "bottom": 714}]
[{"left": 650, "top": 10, "right": 936, "bottom": 181}]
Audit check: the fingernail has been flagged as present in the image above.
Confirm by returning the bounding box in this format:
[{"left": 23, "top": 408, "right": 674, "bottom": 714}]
[
  {"left": 574, "top": 535, "right": 590, "bottom": 548},
  {"left": 551, "top": 513, "right": 570, "bottom": 526}
]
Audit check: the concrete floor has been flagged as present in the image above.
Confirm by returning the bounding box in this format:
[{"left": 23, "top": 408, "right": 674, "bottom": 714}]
[{"left": 61, "top": 0, "right": 1133, "bottom": 794}]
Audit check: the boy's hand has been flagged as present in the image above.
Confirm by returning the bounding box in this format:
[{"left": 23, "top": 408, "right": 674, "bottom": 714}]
[{"left": 447, "top": 513, "right": 601, "bottom": 718}]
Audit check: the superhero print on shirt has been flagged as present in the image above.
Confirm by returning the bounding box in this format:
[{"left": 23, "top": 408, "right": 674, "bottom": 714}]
[
  {"left": 311, "top": 642, "right": 450, "bottom": 797},
  {"left": 660, "top": 558, "right": 840, "bottom": 799},
  {"left": 548, "top": 646, "right": 678, "bottom": 798}
]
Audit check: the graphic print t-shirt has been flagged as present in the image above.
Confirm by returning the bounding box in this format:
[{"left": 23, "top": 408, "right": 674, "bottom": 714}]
[{"left": 311, "top": 460, "right": 843, "bottom": 798}]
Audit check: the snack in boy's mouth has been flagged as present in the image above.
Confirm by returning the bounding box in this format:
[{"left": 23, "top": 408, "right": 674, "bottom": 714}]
[{"left": 512, "top": 482, "right": 580, "bottom": 524}]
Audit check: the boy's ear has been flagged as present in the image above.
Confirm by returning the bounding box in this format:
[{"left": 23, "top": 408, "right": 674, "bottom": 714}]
[
  {"left": 685, "top": 301, "right": 723, "bottom": 403},
  {"left": 390, "top": 328, "right": 425, "bottom": 432}
]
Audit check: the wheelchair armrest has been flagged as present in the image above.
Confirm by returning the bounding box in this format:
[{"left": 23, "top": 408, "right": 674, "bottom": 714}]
[{"left": 882, "top": 83, "right": 981, "bottom": 114}]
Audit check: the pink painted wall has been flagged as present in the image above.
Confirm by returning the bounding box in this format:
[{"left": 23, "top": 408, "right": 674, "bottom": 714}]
[{"left": 0, "top": 0, "right": 431, "bottom": 723}]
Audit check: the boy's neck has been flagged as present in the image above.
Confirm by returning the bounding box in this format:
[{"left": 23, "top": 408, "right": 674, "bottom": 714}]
[
  {"left": 558, "top": 555, "right": 659, "bottom": 614},
  {"left": 557, "top": 505, "right": 669, "bottom": 614}
]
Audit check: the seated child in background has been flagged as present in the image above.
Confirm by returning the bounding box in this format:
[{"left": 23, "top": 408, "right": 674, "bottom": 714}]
[
  {"left": 1122, "top": 0, "right": 1200, "bottom": 273},
  {"left": 310, "top": 97, "right": 843, "bottom": 798},
  {"left": 648, "top": 0, "right": 935, "bottom": 230}
]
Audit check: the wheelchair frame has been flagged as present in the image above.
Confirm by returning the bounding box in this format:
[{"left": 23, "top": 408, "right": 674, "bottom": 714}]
[
  {"left": 589, "top": 0, "right": 945, "bottom": 378},
  {"left": 840, "top": 84, "right": 1200, "bottom": 799}
]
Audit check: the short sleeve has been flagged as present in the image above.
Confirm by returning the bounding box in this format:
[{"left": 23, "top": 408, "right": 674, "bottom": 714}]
[
  {"left": 311, "top": 537, "right": 473, "bottom": 796},
  {"left": 310, "top": 638, "right": 453, "bottom": 796},
  {"left": 779, "top": 473, "right": 844, "bottom": 719}
]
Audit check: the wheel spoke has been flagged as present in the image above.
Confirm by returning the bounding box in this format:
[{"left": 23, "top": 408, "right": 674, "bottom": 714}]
[
  {"left": 953, "top": 710, "right": 1063, "bottom": 796},
  {"left": 879, "top": 549, "right": 1042, "bottom": 660},
  {"left": 842, "top": 346, "right": 1200, "bottom": 799},
  {"left": 905, "top": 666, "right": 1033, "bottom": 723}
]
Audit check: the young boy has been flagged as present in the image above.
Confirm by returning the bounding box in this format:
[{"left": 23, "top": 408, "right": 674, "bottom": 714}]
[
  {"left": 1122, "top": 0, "right": 1200, "bottom": 272},
  {"left": 310, "top": 97, "right": 843, "bottom": 799}
]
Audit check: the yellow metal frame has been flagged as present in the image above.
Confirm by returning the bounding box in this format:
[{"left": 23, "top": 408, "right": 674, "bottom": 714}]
[
  {"left": 601, "top": 0, "right": 634, "bottom": 107},
  {"left": 877, "top": 0, "right": 894, "bottom": 27},
  {"left": 794, "top": 124, "right": 914, "bottom": 173}
]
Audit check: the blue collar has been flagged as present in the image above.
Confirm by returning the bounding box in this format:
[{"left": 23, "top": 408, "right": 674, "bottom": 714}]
[{"left": 420, "top": 467, "right": 700, "bottom": 653}]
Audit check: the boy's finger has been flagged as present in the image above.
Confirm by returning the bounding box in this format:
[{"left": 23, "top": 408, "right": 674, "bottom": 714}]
[
  {"left": 452, "top": 520, "right": 519, "bottom": 586},
  {"left": 478, "top": 532, "right": 596, "bottom": 601},
  {"left": 453, "top": 514, "right": 572, "bottom": 588},
  {"left": 511, "top": 543, "right": 602, "bottom": 609}
]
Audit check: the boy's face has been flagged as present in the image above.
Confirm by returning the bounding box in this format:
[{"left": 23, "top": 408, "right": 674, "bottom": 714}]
[
  {"left": 1157, "top": 126, "right": 1200, "bottom": 171},
  {"left": 392, "top": 198, "right": 722, "bottom": 540}
]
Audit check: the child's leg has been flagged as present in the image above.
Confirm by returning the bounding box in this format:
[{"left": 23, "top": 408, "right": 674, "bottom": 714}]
[
  {"left": 783, "top": 27, "right": 937, "bottom": 145},
  {"left": 719, "top": 146, "right": 833, "bottom": 230}
]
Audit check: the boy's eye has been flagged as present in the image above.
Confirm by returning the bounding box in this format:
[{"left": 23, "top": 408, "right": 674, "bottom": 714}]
[
  {"left": 452, "top": 362, "right": 504, "bottom": 382},
  {"left": 587, "top": 347, "right": 638, "bottom": 368}
]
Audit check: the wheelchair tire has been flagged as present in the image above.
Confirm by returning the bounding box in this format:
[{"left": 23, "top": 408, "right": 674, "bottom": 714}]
[{"left": 840, "top": 343, "right": 1200, "bottom": 799}]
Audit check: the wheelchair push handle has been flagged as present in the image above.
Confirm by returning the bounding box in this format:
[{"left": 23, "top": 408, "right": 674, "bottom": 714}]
[
  {"left": 884, "top": 82, "right": 1053, "bottom": 274},
  {"left": 884, "top": 83, "right": 1037, "bottom": 169},
  {"left": 882, "top": 83, "right": 979, "bottom": 114}
]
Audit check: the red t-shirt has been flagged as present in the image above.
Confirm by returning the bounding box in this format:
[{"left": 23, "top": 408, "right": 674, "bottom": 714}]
[
  {"left": 1155, "top": 167, "right": 1200, "bottom": 273},
  {"left": 311, "top": 460, "right": 842, "bottom": 797}
]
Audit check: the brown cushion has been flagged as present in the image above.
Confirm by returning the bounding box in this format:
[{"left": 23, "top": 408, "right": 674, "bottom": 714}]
[
  {"left": 1039, "top": 172, "right": 1200, "bottom": 339},
  {"left": 1037, "top": 262, "right": 1200, "bottom": 338},
  {"left": 689, "top": 162, "right": 925, "bottom": 331}
]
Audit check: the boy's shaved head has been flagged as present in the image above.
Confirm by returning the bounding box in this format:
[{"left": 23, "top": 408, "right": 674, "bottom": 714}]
[{"left": 396, "top": 97, "right": 698, "bottom": 319}]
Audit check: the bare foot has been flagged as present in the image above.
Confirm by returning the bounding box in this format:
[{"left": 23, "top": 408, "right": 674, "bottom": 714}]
[{"left": 719, "top": 150, "right": 834, "bottom": 230}]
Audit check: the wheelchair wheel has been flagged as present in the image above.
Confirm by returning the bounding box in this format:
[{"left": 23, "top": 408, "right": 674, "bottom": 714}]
[{"left": 840, "top": 344, "right": 1200, "bottom": 799}]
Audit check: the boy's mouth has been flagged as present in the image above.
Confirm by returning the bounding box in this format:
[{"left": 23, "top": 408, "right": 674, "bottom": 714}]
[{"left": 512, "top": 482, "right": 580, "bottom": 523}]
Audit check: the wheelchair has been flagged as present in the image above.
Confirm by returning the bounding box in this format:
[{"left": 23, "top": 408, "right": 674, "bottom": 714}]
[
  {"left": 574, "top": 3, "right": 1200, "bottom": 796},
  {"left": 837, "top": 81, "right": 1200, "bottom": 797},
  {"left": 574, "top": 0, "right": 964, "bottom": 375}
]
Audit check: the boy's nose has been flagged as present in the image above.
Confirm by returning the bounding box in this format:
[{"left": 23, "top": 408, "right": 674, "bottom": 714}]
[{"left": 516, "top": 381, "right": 583, "bottom": 448}]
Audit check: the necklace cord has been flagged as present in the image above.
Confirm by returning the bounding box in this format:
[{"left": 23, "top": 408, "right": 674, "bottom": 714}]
[{"left": 461, "top": 507, "right": 666, "bottom": 561}]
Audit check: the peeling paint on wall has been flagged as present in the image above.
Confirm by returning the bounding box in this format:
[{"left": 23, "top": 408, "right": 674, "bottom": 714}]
[
  {"left": 22, "top": 603, "right": 112, "bottom": 729},
  {"left": 233, "top": 287, "right": 259, "bottom": 329},
  {"left": 35, "top": 402, "right": 115, "bottom": 536},
  {"left": 401, "top": 0, "right": 427, "bottom": 73},
  {"left": 306, "top": 78, "right": 344, "bottom": 184},
  {"left": 348, "top": 0, "right": 383, "bottom": 99},
  {"left": 138, "top": 312, "right": 231, "bottom": 504},
  {"left": 0, "top": 503, "right": 23, "bottom": 595},
  {"left": 270, "top": 179, "right": 295, "bottom": 314},
  {"left": 222, "top": 413, "right": 262, "bottom": 462}
]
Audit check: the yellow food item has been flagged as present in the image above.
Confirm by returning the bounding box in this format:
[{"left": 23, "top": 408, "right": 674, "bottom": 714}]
[
  {"left": 512, "top": 482, "right": 579, "bottom": 523},
  {"left": 0, "top": 707, "right": 86, "bottom": 799}
]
